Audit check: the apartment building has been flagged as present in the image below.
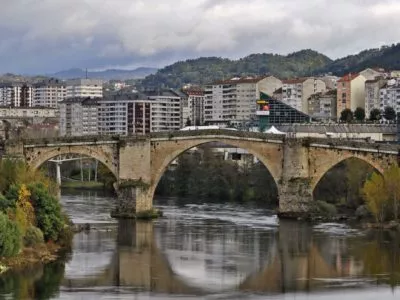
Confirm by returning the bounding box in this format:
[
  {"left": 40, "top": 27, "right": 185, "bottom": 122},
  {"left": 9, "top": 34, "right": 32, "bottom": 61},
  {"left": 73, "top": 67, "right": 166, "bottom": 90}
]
[
  {"left": 379, "top": 79, "right": 400, "bottom": 115},
  {"left": 204, "top": 76, "right": 282, "bottom": 126},
  {"left": 148, "top": 90, "right": 182, "bottom": 132},
  {"left": 182, "top": 87, "right": 205, "bottom": 126},
  {"left": 0, "top": 107, "right": 57, "bottom": 118},
  {"left": 359, "top": 68, "right": 386, "bottom": 81},
  {"left": 281, "top": 78, "right": 326, "bottom": 113},
  {"left": 33, "top": 79, "right": 66, "bottom": 108},
  {"left": 365, "top": 77, "right": 387, "bottom": 118},
  {"left": 66, "top": 79, "right": 103, "bottom": 99},
  {"left": 320, "top": 75, "right": 340, "bottom": 90},
  {"left": 59, "top": 97, "right": 99, "bottom": 136},
  {"left": 336, "top": 73, "right": 367, "bottom": 119},
  {"left": 0, "top": 83, "right": 33, "bottom": 107},
  {"left": 308, "top": 90, "right": 337, "bottom": 121}
]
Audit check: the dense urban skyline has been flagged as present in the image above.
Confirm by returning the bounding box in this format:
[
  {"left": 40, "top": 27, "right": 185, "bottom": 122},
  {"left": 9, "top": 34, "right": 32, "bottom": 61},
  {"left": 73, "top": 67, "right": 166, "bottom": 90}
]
[{"left": 1, "top": 0, "right": 400, "bottom": 74}]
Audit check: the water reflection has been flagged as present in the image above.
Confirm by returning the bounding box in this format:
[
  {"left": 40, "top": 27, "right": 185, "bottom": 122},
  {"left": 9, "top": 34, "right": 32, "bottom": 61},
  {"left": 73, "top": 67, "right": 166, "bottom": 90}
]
[{"left": 1, "top": 194, "right": 400, "bottom": 299}]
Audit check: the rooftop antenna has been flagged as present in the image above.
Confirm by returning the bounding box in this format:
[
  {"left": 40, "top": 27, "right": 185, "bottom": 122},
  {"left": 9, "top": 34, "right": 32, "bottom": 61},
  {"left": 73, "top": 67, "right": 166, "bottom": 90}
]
[{"left": 85, "top": 68, "right": 88, "bottom": 79}]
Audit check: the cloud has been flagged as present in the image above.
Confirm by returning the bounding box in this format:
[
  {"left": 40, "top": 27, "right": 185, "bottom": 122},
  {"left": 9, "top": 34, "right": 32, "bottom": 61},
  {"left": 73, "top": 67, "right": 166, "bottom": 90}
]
[{"left": 0, "top": 0, "right": 399, "bottom": 74}]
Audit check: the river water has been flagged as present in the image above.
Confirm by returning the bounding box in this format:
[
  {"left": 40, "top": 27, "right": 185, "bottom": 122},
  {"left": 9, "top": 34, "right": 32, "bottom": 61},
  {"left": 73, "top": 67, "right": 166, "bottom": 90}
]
[{"left": 1, "top": 190, "right": 400, "bottom": 299}]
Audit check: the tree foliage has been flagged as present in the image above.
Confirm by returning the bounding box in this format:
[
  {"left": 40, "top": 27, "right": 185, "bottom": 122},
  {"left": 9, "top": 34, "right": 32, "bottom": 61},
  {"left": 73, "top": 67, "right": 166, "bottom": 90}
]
[
  {"left": 354, "top": 107, "right": 365, "bottom": 121},
  {"left": 362, "top": 172, "right": 388, "bottom": 223},
  {"left": 0, "top": 212, "right": 21, "bottom": 257},
  {"left": 340, "top": 108, "right": 353, "bottom": 123},
  {"left": 384, "top": 106, "right": 396, "bottom": 121},
  {"left": 369, "top": 108, "right": 382, "bottom": 121}
]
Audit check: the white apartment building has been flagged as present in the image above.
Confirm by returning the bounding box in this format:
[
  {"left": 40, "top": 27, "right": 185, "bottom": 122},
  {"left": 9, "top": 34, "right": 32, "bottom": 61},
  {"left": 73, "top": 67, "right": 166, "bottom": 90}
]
[
  {"left": 149, "top": 92, "right": 181, "bottom": 132},
  {"left": 182, "top": 88, "right": 204, "bottom": 126},
  {"left": 308, "top": 91, "right": 337, "bottom": 121},
  {"left": 33, "top": 79, "right": 66, "bottom": 108},
  {"left": 66, "top": 79, "right": 103, "bottom": 99},
  {"left": 282, "top": 78, "right": 326, "bottom": 113},
  {"left": 59, "top": 97, "right": 99, "bottom": 136},
  {"left": 204, "top": 76, "right": 282, "bottom": 126},
  {"left": 0, "top": 83, "right": 33, "bottom": 107},
  {"left": 379, "top": 79, "right": 400, "bottom": 115},
  {"left": 365, "top": 77, "right": 387, "bottom": 118}
]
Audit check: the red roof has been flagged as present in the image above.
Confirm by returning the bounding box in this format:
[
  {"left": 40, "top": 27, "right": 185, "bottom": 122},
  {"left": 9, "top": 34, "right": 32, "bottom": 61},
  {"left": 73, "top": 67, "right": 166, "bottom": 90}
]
[{"left": 337, "top": 73, "right": 359, "bottom": 82}]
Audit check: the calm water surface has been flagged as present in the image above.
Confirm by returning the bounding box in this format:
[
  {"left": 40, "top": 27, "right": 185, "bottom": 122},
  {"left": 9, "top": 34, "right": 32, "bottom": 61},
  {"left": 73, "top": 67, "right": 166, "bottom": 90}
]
[{"left": 1, "top": 190, "right": 399, "bottom": 299}]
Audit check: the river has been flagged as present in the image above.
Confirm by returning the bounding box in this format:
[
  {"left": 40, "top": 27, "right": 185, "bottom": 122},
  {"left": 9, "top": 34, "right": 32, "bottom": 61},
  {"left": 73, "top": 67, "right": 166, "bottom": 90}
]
[{"left": 1, "top": 190, "right": 399, "bottom": 299}]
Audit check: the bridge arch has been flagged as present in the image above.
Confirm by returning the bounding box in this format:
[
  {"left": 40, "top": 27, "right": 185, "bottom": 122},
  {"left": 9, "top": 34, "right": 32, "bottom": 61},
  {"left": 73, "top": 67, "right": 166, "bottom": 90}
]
[
  {"left": 149, "top": 136, "right": 284, "bottom": 204},
  {"left": 24, "top": 144, "right": 118, "bottom": 178},
  {"left": 309, "top": 147, "right": 390, "bottom": 191}
]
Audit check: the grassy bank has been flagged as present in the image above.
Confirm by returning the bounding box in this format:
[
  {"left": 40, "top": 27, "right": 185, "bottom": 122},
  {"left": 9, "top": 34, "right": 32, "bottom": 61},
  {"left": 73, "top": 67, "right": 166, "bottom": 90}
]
[{"left": 61, "top": 181, "right": 104, "bottom": 190}]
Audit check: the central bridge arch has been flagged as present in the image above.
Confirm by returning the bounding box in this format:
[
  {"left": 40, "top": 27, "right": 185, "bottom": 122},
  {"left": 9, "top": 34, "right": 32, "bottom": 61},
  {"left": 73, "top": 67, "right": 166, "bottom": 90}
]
[{"left": 148, "top": 135, "right": 285, "bottom": 206}]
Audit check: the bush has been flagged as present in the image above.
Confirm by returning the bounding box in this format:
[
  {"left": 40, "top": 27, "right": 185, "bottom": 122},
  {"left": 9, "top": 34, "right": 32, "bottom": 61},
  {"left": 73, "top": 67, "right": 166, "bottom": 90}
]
[
  {"left": 0, "top": 212, "right": 21, "bottom": 257},
  {"left": 23, "top": 226, "right": 44, "bottom": 247},
  {"left": 27, "top": 183, "right": 64, "bottom": 242},
  {"left": 314, "top": 200, "right": 338, "bottom": 216}
]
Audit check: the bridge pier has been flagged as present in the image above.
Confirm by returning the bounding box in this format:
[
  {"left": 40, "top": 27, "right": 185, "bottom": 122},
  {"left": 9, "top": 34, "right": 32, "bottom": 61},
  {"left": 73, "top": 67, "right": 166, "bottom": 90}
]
[
  {"left": 111, "top": 182, "right": 157, "bottom": 219},
  {"left": 278, "top": 139, "right": 313, "bottom": 219}
]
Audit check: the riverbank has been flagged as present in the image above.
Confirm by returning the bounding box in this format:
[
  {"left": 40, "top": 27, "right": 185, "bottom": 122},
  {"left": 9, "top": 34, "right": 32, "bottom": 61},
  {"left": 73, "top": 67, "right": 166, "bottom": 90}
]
[
  {"left": 61, "top": 181, "right": 105, "bottom": 190},
  {"left": 0, "top": 242, "right": 61, "bottom": 273}
]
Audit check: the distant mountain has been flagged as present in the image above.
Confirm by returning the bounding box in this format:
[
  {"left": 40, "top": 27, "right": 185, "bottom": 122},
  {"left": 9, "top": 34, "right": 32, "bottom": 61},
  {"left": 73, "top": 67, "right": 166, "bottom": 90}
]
[
  {"left": 51, "top": 67, "right": 158, "bottom": 80},
  {"left": 139, "top": 44, "right": 400, "bottom": 89},
  {"left": 140, "top": 49, "right": 332, "bottom": 89}
]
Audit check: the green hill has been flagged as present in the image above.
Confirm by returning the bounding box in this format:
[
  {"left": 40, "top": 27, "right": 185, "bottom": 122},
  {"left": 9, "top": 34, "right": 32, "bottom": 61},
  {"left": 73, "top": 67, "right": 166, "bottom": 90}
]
[
  {"left": 140, "top": 50, "right": 332, "bottom": 89},
  {"left": 140, "top": 44, "right": 400, "bottom": 89}
]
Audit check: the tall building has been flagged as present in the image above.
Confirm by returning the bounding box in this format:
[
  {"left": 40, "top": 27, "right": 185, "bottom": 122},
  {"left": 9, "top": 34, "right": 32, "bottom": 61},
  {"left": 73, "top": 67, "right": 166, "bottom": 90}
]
[
  {"left": 281, "top": 78, "right": 326, "bottom": 114},
  {"left": 359, "top": 68, "right": 386, "bottom": 81},
  {"left": 204, "top": 76, "right": 282, "bottom": 126},
  {"left": 59, "top": 97, "right": 99, "bottom": 136},
  {"left": 148, "top": 90, "right": 182, "bottom": 132},
  {"left": 33, "top": 79, "right": 66, "bottom": 108},
  {"left": 380, "top": 78, "right": 400, "bottom": 116},
  {"left": 0, "top": 83, "right": 33, "bottom": 107},
  {"left": 336, "top": 73, "right": 366, "bottom": 119},
  {"left": 66, "top": 79, "right": 103, "bottom": 99},
  {"left": 182, "top": 87, "right": 204, "bottom": 126},
  {"left": 308, "top": 90, "right": 337, "bottom": 121},
  {"left": 365, "top": 77, "right": 387, "bottom": 118}
]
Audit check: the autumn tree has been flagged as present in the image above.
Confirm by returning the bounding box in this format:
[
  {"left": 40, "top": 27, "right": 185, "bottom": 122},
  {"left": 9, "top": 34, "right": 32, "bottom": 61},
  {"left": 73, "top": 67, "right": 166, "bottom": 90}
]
[
  {"left": 362, "top": 172, "right": 388, "bottom": 223},
  {"left": 384, "top": 165, "right": 400, "bottom": 220}
]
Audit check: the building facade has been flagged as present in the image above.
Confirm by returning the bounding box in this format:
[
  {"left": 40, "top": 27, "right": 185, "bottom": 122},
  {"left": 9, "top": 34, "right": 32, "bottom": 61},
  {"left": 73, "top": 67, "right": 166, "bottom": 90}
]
[
  {"left": 149, "top": 92, "right": 182, "bottom": 132},
  {"left": 204, "top": 76, "right": 282, "bottom": 127},
  {"left": 33, "top": 79, "right": 66, "bottom": 108},
  {"left": 0, "top": 107, "right": 58, "bottom": 118},
  {"left": 379, "top": 79, "right": 400, "bottom": 116},
  {"left": 365, "top": 77, "right": 387, "bottom": 118},
  {"left": 282, "top": 78, "right": 326, "bottom": 114},
  {"left": 66, "top": 79, "right": 103, "bottom": 99},
  {"left": 182, "top": 88, "right": 205, "bottom": 126},
  {"left": 336, "top": 73, "right": 366, "bottom": 119},
  {"left": 308, "top": 90, "right": 337, "bottom": 121},
  {"left": 59, "top": 97, "right": 99, "bottom": 136},
  {"left": 0, "top": 83, "right": 33, "bottom": 107}
]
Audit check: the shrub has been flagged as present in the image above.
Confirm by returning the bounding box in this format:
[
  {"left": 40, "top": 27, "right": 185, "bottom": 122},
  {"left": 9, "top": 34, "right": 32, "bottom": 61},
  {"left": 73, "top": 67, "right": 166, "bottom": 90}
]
[
  {"left": 314, "top": 200, "right": 337, "bottom": 216},
  {"left": 27, "top": 183, "right": 64, "bottom": 241},
  {"left": 0, "top": 212, "right": 21, "bottom": 257},
  {"left": 23, "top": 226, "right": 44, "bottom": 247}
]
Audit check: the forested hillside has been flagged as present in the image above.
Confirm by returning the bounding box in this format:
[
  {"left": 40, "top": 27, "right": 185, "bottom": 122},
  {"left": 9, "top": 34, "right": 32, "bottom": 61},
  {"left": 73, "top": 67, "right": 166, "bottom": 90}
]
[{"left": 139, "top": 44, "right": 400, "bottom": 89}]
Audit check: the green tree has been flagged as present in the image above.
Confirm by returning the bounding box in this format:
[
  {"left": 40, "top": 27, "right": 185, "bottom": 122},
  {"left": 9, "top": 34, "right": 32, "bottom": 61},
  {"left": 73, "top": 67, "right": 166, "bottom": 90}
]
[
  {"left": 185, "top": 118, "right": 192, "bottom": 127},
  {"left": 362, "top": 172, "right": 388, "bottom": 223},
  {"left": 384, "top": 106, "right": 396, "bottom": 121},
  {"left": 383, "top": 165, "right": 400, "bottom": 220},
  {"left": 0, "top": 212, "right": 21, "bottom": 257},
  {"left": 354, "top": 107, "right": 365, "bottom": 122},
  {"left": 340, "top": 108, "right": 353, "bottom": 123},
  {"left": 369, "top": 108, "right": 382, "bottom": 121}
]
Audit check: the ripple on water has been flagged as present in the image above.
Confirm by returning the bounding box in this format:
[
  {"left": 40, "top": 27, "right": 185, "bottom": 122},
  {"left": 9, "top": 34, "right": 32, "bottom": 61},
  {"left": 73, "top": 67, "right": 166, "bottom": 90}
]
[{"left": 313, "top": 223, "right": 363, "bottom": 236}]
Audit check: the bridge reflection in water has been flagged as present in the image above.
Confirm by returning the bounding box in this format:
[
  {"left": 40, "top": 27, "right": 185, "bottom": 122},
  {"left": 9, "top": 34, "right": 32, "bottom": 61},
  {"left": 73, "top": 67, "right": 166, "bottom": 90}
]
[{"left": 62, "top": 220, "right": 363, "bottom": 295}]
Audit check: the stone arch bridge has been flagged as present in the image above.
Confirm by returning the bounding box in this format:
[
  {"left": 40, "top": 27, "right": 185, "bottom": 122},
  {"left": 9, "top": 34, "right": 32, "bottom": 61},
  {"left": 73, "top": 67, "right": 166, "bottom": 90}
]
[{"left": 3, "top": 129, "right": 399, "bottom": 217}]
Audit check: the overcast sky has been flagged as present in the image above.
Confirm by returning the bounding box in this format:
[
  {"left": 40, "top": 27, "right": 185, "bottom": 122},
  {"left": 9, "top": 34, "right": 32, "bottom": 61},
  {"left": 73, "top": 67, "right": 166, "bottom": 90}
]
[{"left": 1, "top": 0, "right": 400, "bottom": 74}]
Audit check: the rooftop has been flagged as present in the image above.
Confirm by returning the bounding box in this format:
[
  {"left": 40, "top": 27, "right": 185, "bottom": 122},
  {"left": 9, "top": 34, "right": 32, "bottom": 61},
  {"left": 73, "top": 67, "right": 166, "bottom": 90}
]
[{"left": 338, "top": 73, "right": 360, "bottom": 82}]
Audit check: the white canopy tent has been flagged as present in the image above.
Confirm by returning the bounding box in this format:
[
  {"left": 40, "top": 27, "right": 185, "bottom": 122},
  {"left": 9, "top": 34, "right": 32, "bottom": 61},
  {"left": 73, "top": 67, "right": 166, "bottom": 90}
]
[{"left": 264, "top": 126, "right": 286, "bottom": 135}]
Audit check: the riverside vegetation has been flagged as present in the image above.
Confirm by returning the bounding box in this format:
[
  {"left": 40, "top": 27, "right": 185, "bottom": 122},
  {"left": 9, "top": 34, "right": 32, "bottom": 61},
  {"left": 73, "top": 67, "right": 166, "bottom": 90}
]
[{"left": 0, "top": 160, "right": 72, "bottom": 272}]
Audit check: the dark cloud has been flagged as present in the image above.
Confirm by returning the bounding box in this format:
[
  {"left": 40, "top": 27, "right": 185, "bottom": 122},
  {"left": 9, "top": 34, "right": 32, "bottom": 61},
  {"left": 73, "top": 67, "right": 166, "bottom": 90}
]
[{"left": 0, "top": 0, "right": 399, "bottom": 74}]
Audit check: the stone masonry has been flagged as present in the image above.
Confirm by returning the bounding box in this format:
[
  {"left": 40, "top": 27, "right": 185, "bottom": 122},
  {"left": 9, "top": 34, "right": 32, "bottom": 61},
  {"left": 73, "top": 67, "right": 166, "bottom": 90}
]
[{"left": 3, "top": 130, "right": 400, "bottom": 218}]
